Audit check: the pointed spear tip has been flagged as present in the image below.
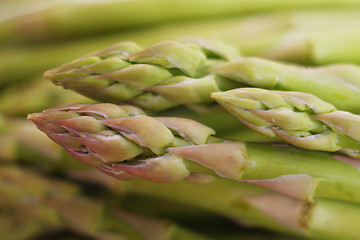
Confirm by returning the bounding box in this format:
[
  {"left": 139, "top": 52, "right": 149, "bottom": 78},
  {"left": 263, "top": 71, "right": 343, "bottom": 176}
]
[{"left": 26, "top": 113, "right": 39, "bottom": 121}]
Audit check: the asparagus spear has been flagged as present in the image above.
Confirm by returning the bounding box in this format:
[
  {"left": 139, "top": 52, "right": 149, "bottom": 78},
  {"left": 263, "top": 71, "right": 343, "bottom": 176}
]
[
  {"left": 209, "top": 57, "right": 360, "bottom": 113},
  {"left": 0, "top": 112, "right": 274, "bottom": 176},
  {"left": 44, "top": 38, "right": 243, "bottom": 112},
  {"left": 27, "top": 103, "right": 360, "bottom": 204},
  {"left": 49, "top": 164, "right": 360, "bottom": 239},
  {"left": 124, "top": 179, "right": 360, "bottom": 240},
  {"left": 211, "top": 88, "right": 360, "bottom": 158}
]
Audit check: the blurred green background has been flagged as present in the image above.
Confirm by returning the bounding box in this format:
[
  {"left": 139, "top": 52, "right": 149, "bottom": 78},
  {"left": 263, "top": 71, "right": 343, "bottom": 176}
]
[{"left": 1, "top": 1, "right": 360, "bottom": 239}]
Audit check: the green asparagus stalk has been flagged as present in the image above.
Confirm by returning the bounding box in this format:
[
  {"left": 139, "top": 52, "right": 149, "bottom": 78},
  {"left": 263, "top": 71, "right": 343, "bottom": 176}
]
[
  {"left": 126, "top": 179, "right": 360, "bottom": 240},
  {"left": 134, "top": 179, "right": 360, "bottom": 240},
  {"left": 27, "top": 103, "right": 360, "bottom": 205},
  {"left": 60, "top": 166, "right": 360, "bottom": 240},
  {"left": 211, "top": 88, "right": 360, "bottom": 158},
  {"left": 68, "top": 170, "right": 300, "bottom": 240},
  {"left": 0, "top": 166, "right": 212, "bottom": 240},
  {"left": 209, "top": 57, "right": 360, "bottom": 113},
  {"left": 44, "top": 38, "right": 243, "bottom": 112},
  {"left": 2, "top": 0, "right": 359, "bottom": 42}
]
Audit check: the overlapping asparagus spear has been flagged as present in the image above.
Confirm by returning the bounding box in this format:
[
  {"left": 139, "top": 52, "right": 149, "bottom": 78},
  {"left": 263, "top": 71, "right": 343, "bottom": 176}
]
[
  {"left": 212, "top": 88, "right": 360, "bottom": 158},
  {"left": 44, "top": 38, "right": 243, "bottom": 112},
  {"left": 27, "top": 103, "right": 360, "bottom": 205}
]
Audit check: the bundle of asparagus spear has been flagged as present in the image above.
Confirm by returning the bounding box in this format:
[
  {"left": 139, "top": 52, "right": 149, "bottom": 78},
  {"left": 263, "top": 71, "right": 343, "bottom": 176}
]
[
  {"left": 24, "top": 36, "right": 360, "bottom": 240},
  {"left": 3, "top": 2, "right": 360, "bottom": 239}
]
